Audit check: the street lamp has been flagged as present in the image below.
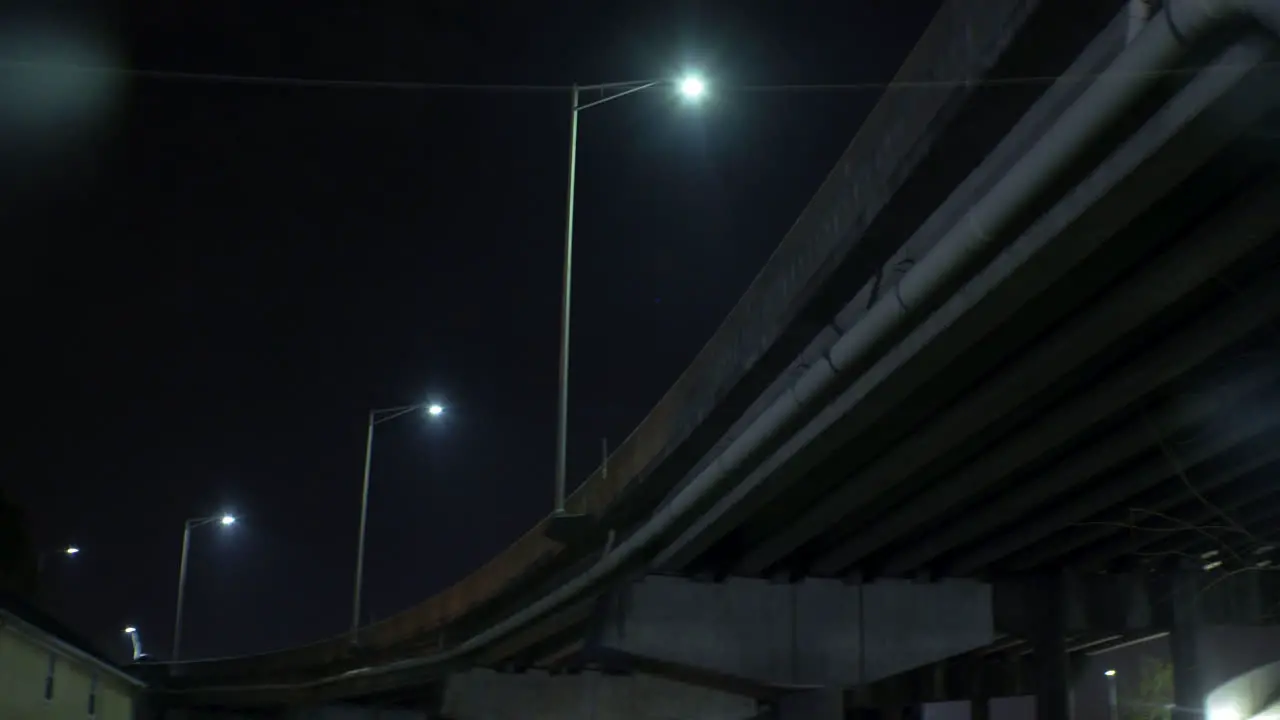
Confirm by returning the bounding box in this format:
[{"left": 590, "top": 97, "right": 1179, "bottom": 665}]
[
  {"left": 553, "top": 72, "right": 706, "bottom": 515},
  {"left": 1104, "top": 669, "right": 1118, "bottom": 720},
  {"left": 679, "top": 75, "right": 706, "bottom": 99},
  {"left": 123, "top": 626, "right": 144, "bottom": 661},
  {"left": 171, "top": 513, "right": 236, "bottom": 660},
  {"left": 351, "top": 401, "right": 446, "bottom": 643},
  {"left": 36, "top": 544, "right": 80, "bottom": 574}
]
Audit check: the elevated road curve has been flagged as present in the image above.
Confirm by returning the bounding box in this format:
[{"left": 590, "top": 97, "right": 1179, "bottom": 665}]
[{"left": 152, "top": 0, "right": 1280, "bottom": 713}]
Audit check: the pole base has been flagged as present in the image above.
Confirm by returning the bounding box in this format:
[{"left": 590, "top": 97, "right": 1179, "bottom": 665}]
[{"left": 545, "top": 512, "right": 595, "bottom": 545}]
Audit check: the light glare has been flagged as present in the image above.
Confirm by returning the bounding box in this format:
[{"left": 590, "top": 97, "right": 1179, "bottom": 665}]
[
  {"left": 220, "top": 515, "right": 236, "bottom": 526},
  {"left": 679, "top": 75, "right": 706, "bottom": 99},
  {"left": 1104, "top": 669, "right": 1116, "bottom": 677},
  {"left": 124, "top": 626, "right": 137, "bottom": 634},
  {"left": 1209, "top": 705, "right": 1241, "bottom": 720},
  {"left": 65, "top": 546, "right": 79, "bottom": 555},
  {"left": 427, "top": 404, "right": 445, "bottom": 417}
]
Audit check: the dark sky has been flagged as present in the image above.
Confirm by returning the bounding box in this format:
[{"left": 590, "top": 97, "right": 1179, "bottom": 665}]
[{"left": 3, "top": 0, "right": 944, "bottom": 663}]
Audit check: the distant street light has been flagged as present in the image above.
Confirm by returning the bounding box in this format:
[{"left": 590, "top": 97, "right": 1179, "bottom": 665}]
[
  {"left": 123, "top": 627, "right": 144, "bottom": 661},
  {"left": 37, "top": 544, "right": 81, "bottom": 574},
  {"left": 1104, "top": 669, "right": 1118, "bottom": 720},
  {"left": 351, "top": 401, "right": 447, "bottom": 644},
  {"left": 553, "top": 72, "right": 707, "bottom": 516},
  {"left": 172, "top": 513, "right": 237, "bottom": 660},
  {"left": 679, "top": 75, "right": 706, "bottom": 99}
]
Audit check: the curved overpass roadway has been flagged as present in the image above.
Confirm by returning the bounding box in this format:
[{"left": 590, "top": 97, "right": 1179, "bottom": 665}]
[{"left": 152, "top": 0, "right": 1280, "bottom": 710}]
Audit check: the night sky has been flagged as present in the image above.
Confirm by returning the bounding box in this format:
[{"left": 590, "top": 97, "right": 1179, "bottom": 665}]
[{"left": 4, "top": 0, "right": 949, "bottom": 662}]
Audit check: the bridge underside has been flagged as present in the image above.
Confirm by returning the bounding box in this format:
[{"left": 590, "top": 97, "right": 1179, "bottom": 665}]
[
  {"left": 662, "top": 27, "right": 1280, "bottom": 588},
  {"left": 150, "top": 0, "right": 1280, "bottom": 716}
]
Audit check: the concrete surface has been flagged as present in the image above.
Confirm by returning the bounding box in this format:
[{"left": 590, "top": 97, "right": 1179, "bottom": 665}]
[
  {"left": 777, "top": 689, "right": 844, "bottom": 720},
  {"left": 441, "top": 669, "right": 758, "bottom": 720},
  {"left": 597, "top": 576, "right": 994, "bottom": 687}
]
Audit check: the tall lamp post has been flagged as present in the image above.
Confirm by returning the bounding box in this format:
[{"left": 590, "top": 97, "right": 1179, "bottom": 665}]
[
  {"left": 1104, "top": 669, "right": 1118, "bottom": 720},
  {"left": 351, "top": 401, "right": 445, "bottom": 644},
  {"left": 171, "top": 513, "right": 236, "bottom": 660},
  {"left": 553, "top": 73, "right": 706, "bottom": 515},
  {"left": 123, "top": 626, "right": 145, "bottom": 661}
]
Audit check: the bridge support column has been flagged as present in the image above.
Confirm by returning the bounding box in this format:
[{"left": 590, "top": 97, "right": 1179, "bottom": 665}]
[
  {"left": 778, "top": 689, "right": 842, "bottom": 720},
  {"left": 969, "top": 656, "right": 991, "bottom": 720},
  {"left": 1160, "top": 567, "right": 1207, "bottom": 718},
  {"left": 1030, "top": 573, "right": 1071, "bottom": 720}
]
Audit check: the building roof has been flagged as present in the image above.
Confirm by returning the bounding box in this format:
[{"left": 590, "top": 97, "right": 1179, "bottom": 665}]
[{"left": 0, "top": 589, "right": 145, "bottom": 688}]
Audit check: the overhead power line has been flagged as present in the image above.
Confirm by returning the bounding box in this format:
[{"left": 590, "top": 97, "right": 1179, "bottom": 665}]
[
  {"left": 0, "top": 58, "right": 1273, "bottom": 94},
  {"left": 0, "top": 59, "right": 571, "bottom": 92}
]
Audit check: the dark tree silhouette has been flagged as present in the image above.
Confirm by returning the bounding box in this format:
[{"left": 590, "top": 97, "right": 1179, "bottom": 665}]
[{"left": 0, "top": 490, "right": 38, "bottom": 598}]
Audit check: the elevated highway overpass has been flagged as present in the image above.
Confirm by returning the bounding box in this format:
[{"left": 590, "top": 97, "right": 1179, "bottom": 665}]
[{"left": 146, "top": 0, "right": 1280, "bottom": 717}]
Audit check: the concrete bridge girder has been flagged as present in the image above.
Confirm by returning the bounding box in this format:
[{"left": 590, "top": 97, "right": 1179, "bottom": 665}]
[
  {"left": 593, "top": 575, "right": 994, "bottom": 688},
  {"left": 588, "top": 571, "right": 1280, "bottom": 692},
  {"left": 149, "top": 571, "right": 1280, "bottom": 719}
]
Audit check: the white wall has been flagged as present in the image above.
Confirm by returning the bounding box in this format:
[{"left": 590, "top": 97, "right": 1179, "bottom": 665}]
[{"left": 0, "top": 625, "right": 137, "bottom": 720}]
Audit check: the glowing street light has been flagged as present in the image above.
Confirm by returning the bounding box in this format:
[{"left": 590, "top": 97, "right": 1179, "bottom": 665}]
[
  {"left": 351, "top": 400, "right": 448, "bottom": 643},
  {"left": 37, "top": 544, "right": 81, "bottom": 574},
  {"left": 553, "top": 72, "right": 709, "bottom": 517},
  {"left": 678, "top": 74, "right": 706, "bottom": 100},
  {"left": 172, "top": 512, "right": 237, "bottom": 660},
  {"left": 123, "top": 626, "right": 144, "bottom": 661},
  {"left": 1105, "top": 669, "right": 1118, "bottom": 720}
]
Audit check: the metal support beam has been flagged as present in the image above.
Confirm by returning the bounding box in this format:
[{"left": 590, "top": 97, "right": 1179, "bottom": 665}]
[{"left": 1032, "top": 573, "right": 1071, "bottom": 720}]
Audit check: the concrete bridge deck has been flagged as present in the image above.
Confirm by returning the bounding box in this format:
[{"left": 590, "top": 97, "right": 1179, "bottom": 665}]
[{"left": 145, "top": 0, "right": 1280, "bottom": 717}]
